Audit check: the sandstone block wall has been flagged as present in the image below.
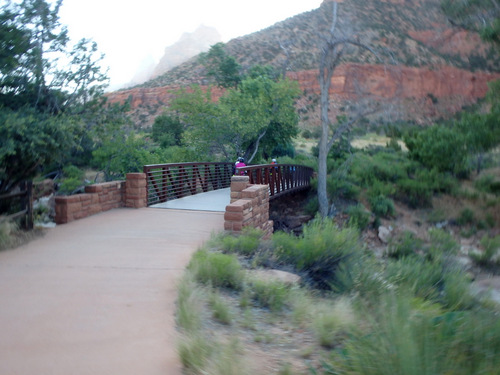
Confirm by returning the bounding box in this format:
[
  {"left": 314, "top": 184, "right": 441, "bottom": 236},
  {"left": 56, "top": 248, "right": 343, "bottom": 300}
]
[
  {"left": 55, "top": 173, "right": 147, "bottom": 224},
  {"left": 224, "top": 176, "right": 273, "bottom": 238}
]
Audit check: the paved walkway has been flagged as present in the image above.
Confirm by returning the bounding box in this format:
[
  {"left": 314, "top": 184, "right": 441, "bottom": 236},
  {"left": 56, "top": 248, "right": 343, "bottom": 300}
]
[
  {"left": 0, "top": 207, "right": 225, "bottom": 375},
  {"left": 151, "top": 188, "right": 230, "bottom": 211}
]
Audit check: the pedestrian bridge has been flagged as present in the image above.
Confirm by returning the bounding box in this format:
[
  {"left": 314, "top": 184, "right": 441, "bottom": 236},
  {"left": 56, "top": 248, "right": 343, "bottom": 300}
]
[{"left": 143, "top": 162, "right": 314, "bottom": 208}]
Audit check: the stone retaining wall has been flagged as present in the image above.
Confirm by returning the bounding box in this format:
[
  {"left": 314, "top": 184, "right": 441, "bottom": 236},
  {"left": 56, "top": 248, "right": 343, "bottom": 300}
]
[
  {"left": 224, "top": 176, "right": 273, "bottom": 238},
  {"left": 55, "top": 173, "right": 147, "bottom": 224}
]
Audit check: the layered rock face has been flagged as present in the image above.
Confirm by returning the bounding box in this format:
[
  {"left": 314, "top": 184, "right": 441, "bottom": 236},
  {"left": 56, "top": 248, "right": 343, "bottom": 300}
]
[{"left": 106, "top": 63, "right": 499, "bottom": 127}]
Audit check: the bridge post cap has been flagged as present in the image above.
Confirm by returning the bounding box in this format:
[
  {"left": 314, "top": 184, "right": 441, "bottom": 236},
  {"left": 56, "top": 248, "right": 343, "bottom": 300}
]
[{"left": 231, "top": 176, "right": 249, "bottom": 182}]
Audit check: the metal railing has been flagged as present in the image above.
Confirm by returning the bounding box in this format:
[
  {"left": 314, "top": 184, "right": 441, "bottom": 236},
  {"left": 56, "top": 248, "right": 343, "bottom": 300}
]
[
  {"left": 237, "top": 164, "right": 314, "bottom": 200},
  {"left": 143, "top": 162, "right": 233, "bottom": 206},
  {"left": 0, "top": 181, "right": 33, "bottom": 229}
]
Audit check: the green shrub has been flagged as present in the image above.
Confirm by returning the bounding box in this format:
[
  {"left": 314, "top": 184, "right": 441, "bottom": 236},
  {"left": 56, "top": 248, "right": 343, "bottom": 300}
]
[
  {"left": 405, "top": 125, "right": 468, "bottom": 176},
  {"left": 475, "top": 174, "right": 500, "bottom": 195},
  {"left": 386, "top": 231, "right": 423, "bottom": 259},
  {"left": 273, "top": 219, "right": 362, "bottom": 290},
  {"left": 385, "top": 257, "right": 443, "bottom": 301},
  {"left": 188, "top": 249, "right": 244, "bottom": 290},
  {"left": 471, "top": 235, "right": 500, "bottom": 266},
  {"left": 250, "top": 279, "right": 290, "bottom": 312},
  {"left": 396, "top": 178, "right": 433, "bottom": 208},
  {"left": 427, "top": 228, "right": 459, "bottom": 261},
  {"left": 312, "top": 298, "right": 356, "bottom": 348},
  {"left": 456, "top": 208, "right": 475, "bottom": 226},
  {"left": 177, "top": 334, "right": 214, "bottom": 373},
  {"left": 219, "top": 228, "right": 262, "bottom": 256},
  {"left": 209, "top": 290, "right": 233, "bottom": 325},
  {"left": 346, "top": 204, "right": 371, "bottom": 230},
  {"left": 369, "top": 195, "right": 395, "bottom": 218},
  {"left": 327, "top": 176, "right": 360, "bottom": 201},
  {"left": 176, "top": 273, "right": 203, "bottom": 332},
  {"left": 335, "top": 293, "right": 500, "bottom": 375}
]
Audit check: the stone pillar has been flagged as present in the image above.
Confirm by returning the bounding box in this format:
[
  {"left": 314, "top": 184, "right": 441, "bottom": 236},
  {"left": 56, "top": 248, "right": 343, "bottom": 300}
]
[
  {"left": 125, "top": 173, "right": 147, "bottom": 208},
  {"left": 224, "top": 176, "right": 273, "bottom": 238}
]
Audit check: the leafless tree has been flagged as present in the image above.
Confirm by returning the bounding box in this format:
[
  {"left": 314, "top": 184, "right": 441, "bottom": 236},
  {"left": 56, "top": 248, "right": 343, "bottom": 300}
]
[{"left": 317, "top": 1, "right": 384, "bottom": 217}]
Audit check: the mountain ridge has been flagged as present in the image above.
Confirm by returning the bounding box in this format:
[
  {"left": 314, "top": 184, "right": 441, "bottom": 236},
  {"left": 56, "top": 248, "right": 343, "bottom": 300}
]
[{"left": 106, "top": 0, "right": 500, "bottom": 127}]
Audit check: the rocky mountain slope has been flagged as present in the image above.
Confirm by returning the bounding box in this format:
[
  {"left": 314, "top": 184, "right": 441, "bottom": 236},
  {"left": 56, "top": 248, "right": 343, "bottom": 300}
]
[{"left": 106, "top": 0, "right": 500, "bottom": 128}]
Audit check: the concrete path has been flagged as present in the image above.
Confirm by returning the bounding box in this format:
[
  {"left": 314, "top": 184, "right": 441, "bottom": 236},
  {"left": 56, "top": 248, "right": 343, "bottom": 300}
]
[{"left": 0, "top": 208, "right": 225, "bottom": 375}]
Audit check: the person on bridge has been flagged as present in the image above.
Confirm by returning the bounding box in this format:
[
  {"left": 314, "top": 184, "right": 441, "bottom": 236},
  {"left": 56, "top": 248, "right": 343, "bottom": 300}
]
[{"left": 235, "top": 157, "right": 246, "bottom": 175}]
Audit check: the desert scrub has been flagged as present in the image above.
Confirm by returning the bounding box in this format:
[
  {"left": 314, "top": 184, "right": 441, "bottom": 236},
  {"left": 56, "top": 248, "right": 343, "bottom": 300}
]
[
  {"left": 176, "top": 272, "right": 204, "bottom": 332},
  {"left": 273, "top": 218, "right": 362, "bottom": 290},
  {"left": 334, "top": 293, "right": 500, "bottom": 375},
  {"left": 217, "top": 227, "right": 263, "bottom": 256},
  {"left": 188, "top": 249, "right": 244, "bottom": 290},
  {"left": 249, "top": 278, "right": 290, "bottom": 312},
  {"left": 208, "top": 290, "right": 233, "bottom": 325},
  {"left": 311, "top": 297, "right": 356, "bottom": 348},
  {"left": 471, "top": 234, "right": 500, "bottom": 267}
]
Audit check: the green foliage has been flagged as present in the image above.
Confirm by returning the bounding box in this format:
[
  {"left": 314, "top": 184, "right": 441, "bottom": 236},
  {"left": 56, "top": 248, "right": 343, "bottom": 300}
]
[
  {"left": 346, "top": 204, "right": 371, "bottom": 230},
  {"left": 385, "top": 256, "right": 444, "bottom": 300},
  {"left": 475, "top": 174, "right": 500, "bottom": 195},
  {"left": 0, "top": 108, "right": 79, "bottom": 194},
  {"left": 336, "top": 292, "right": 500, "bottom": 375},
  {"left": 151, "top": 113, "right": 183, "bottom": 148},
  {"left": 58, "top": 165, "right": 85, "bottom": 195},
  {"left": 386, "top": 231, "right": 423, "bottom": 259},
  {"left": 0, "top": 0, "right": 109, "bottom": 194},
  {"left": 273, "top": 218, "right": 362, "bottom": 290},
  {"left": 249, "top": 279, "right": 290, "bottom": 312},
  {"left": 176, "top": 273, "right": 203, "bottom": 332},
  {"left": 188, "top": 249, "right": 244, "bottom": 290},
  {"left": 199, "top": 42, "right": 241, "bottom": 88},
  {"left": 171, "top": 71, "right": 300, "bottom": 162},
  {"left": 456, "top": 208, "right": 476, "bottom": 226},
  {"left": 218, "top": 228, "right": 263, "bottom": 256},
  {"left": 405, "top": 125, "right": 468, "bottom": 176},
  {"left": 427, "top": 228, "right": 459, "bottom": 261},
  {"left": 369, "top": 195, "right": 395, "bottom": 218},
  {"left": 312, "top": 298, "right": 355, "bottom": 348},
  {"left": 471, "top": 235, "right": 500, "bottom": 267},
  {"left": 396, "top": 178, "right": 433, "bottom": 208},
  {"left": 209, "top": 290, "right": 233, "bottom": 325}
]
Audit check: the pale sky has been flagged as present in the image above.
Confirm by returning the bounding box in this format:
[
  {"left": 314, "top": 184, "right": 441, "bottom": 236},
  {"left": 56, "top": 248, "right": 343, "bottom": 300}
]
[{"left": 58, "top": 0, "right": 323, "bottom": 89}]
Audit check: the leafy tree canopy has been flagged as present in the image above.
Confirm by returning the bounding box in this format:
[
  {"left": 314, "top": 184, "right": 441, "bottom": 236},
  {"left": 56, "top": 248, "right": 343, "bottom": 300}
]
[
  {"left": 169, "top": 68, "right": 300, "bottom": 162},
  {"left": 0, "top": 0, "right": 109, "bottom": 194},
  {"left": 199, "top": 42, "right": 241, "bottom": 89}
]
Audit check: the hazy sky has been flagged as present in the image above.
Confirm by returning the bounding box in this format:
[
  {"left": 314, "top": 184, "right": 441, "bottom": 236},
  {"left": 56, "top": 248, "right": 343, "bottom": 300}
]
[{"left": 58, "top": 0, "right": 323, "bottom": 89}]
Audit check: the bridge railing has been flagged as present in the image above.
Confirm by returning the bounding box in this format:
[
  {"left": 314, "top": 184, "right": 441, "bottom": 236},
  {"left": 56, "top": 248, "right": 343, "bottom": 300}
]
[
  {"left": 143, "top": 162, "right": 233, "bottom": 206},
  {"left": 236, "top": 164, "right": 314, "bottom": 200}
]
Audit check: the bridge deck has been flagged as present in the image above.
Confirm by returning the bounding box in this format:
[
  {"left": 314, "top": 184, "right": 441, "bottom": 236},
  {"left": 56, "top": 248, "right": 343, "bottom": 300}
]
[
  {"left": 151, "top": 187, "right": 230, "bottom": 212},
  {"left": 0, "top": 208, "right": 224, "bottom": 375}
]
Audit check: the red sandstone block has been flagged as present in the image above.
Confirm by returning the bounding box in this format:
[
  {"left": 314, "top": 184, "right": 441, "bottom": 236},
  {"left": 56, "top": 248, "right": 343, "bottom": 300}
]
[
  {"left": 230, "top": 192, "right": 241, "bottom": 200},
  {"left": 241, "top": 189, "right": 259, "bottom": 199},
  {"left": 232, "top": 222, "right": 243, "bottom": 231},
  {"left": 126, "top": 187, "right": 143, "bottom": 197},
  {"left": 85, "top": 185, "right": 103, "bottom": 193},
  {"left": 101, "top": 203, "right": 113, "bottom": 211},
  {"left": 67, "top": 202, "right": 82, "bottom": 212},
  {"left": 226, "top": 199, "right": 251, "bottom": 212},
  {"left": 126, "top": 173, "right": 146, "bottom": 180},
  {"left": 224, "top": 222, "right": 234, "bottom": 231},
  {"left": 127, "top": 178, "right": 146, "bottom": 189},
  {"left": 231, "top": 181, "right": 248, "bottom": 192},
  {"left": 88, "top": 205, "right": 102, "bottom": 216},
  {"left": 224, "top": 211, "right": 244, "bottom": 221}
]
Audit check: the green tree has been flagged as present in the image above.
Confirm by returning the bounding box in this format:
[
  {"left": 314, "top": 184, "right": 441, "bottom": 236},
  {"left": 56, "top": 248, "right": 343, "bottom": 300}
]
[
  {"left": 404, "top": 125, "right": 468, "bottom": 176},
  {"left": 199, "top": 43, "right": 241, "bottom": 88},
  {"left": 151, "top": 113, "right": 184, "bottom": 148},
  {"left": 0, "top": 107, "right": 78, "bottom": 194},
  {"left": 0, "top": 0, "right": 109, "bottom": 194},
  {"left": 170, "top": 74, "right": 299, "bottom": 162}
]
